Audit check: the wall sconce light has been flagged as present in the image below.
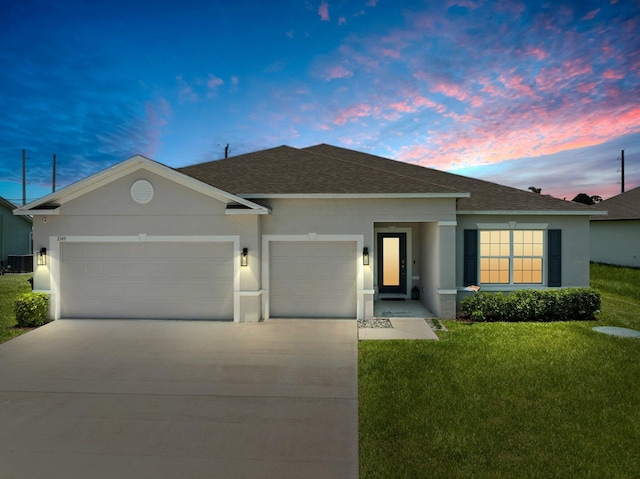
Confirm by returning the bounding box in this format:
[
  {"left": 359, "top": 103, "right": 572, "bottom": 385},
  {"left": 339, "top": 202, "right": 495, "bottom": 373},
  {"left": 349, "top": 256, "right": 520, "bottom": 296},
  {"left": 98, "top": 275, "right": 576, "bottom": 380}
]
[
  {"left": 363, "top": 247, "right": 369, "bottom": 265},
  {"left": 241, "top": 248, "right": 248, "bottom": 267},
  {"left": 37, "top": 247, "right": 47, "bottom": 266}
]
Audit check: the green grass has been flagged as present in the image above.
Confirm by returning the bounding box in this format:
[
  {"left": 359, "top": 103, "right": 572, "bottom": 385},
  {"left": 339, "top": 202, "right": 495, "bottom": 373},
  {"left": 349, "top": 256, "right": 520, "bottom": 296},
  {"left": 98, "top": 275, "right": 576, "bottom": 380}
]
[
  {"left": 359, "top": 264, "right": 640, "bottom": 479},
  {"left": 0, "top": 274, "right": 35, "bottom": 343}
]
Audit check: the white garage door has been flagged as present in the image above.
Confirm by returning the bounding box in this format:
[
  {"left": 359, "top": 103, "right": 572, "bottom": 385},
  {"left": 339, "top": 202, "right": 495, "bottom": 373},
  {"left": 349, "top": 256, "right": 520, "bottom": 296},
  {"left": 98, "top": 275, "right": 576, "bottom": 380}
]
[
  {"left": 60, "top": 242, "right": 233, "bottom": 320},
  {"left": 269, "top": 242, "right": 357, "bottom": 318}
]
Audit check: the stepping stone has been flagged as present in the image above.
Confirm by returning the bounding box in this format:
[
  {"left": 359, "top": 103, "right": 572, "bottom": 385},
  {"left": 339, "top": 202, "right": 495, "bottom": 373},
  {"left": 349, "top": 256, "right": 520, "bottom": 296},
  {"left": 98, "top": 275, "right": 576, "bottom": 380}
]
[{"left": 593, "top": 326, "right": 640, "bottom": 338}]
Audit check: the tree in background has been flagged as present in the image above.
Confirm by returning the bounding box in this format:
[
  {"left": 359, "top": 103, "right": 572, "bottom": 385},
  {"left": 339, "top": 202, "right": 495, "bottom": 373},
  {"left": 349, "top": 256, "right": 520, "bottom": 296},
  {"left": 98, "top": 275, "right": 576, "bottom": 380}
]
[{"left": 572, "top": 193, "right": 603, "bottom": 205}]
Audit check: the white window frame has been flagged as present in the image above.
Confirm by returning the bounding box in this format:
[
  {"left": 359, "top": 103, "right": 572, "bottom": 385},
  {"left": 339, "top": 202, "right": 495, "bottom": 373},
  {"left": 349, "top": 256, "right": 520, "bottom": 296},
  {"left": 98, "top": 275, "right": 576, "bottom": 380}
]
[{"left": 476, "top": 223, "right": 548, "bottom": 288}]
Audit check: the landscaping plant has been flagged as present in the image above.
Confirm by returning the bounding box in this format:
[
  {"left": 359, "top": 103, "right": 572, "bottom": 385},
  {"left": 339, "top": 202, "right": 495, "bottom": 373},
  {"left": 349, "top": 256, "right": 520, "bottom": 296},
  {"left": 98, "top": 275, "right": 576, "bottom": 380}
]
[
  {"left": 0, "top": 275, "right": 34, "bottom": 343},
  {"left": 14, "top": 292, "right": 49, "bottom": 327},
  {"left": 460, "top": 287, "right": 600, "bottom": 322}
]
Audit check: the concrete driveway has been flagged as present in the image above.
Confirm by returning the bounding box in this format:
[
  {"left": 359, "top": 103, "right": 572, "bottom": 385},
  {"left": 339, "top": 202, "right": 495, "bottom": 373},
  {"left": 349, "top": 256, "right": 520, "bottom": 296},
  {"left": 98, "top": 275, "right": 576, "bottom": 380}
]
[{"left": 0, "top": 319, "right": 358, "bottom": 478}]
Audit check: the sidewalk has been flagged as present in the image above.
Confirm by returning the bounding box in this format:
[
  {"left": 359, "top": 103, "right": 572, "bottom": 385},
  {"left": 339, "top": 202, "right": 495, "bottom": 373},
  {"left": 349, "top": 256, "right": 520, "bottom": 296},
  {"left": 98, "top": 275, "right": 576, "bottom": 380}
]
[{"left": 358, "top": 318, "right": 440, "bottom": 340}]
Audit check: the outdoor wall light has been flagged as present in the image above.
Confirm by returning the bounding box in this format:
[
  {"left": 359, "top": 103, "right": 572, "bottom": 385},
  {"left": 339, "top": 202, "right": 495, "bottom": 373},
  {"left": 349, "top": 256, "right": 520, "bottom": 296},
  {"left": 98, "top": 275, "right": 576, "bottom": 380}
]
[
  {"left": 241, "top": 247, "right": 248, "bottom": 267},
  {"left": 363, "top": 247, "right": 369, "bottom": 265},
  {"left": 37, "top": 247, "right": 47, "bottom": 266}
]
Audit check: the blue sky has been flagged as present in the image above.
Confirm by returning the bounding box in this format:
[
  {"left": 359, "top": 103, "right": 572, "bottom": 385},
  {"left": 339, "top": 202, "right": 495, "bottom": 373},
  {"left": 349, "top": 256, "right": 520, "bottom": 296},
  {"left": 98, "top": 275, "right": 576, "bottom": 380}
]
[{"left": 1, "top": 0, "right": 639, "bottom": 205}]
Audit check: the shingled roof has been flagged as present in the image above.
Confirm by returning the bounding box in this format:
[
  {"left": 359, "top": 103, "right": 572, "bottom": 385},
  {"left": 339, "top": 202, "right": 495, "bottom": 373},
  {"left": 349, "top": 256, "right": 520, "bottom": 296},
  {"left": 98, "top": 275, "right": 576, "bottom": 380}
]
[
  {"left": 592, "top": 186, "right": 640, "bottom": 220},
  {"left": 178, "top": 143, "right": 598, "bottom": 213},
  {"left": 178, "top": 145, "right": 463, "bottom": 196}
]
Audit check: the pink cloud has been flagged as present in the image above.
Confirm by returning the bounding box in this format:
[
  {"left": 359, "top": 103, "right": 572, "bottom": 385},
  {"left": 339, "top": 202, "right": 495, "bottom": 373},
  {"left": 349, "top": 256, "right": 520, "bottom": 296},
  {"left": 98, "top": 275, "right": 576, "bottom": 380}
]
[
  {"left": 582, "top": 8, "right": 600, "bottom": 20},
  {"left": 324, "top": 65, "right": 353, "bottom": 80},
  {"left": 381, "top": 48, "right": 400, "bottom": 58},
  {"left": 333, "top": 103, "right": 371, "bottom": 124},
  {"left": 318, "top": 1, "right": 329, "bottom": 21},
  {"left": 499, "top": 73, "right": 538, "bottom": 98},
  {"left": 142, "top": 98, "right": 171, "bottom": 154},
  {"left": 470, "top": 95, "right": 483, "bottom": 107},
  {"left": 479, "top": 81, "right": 503, "bottom": 97},
  {"left": 387, "top": 93, "right": 445, "bottom": 116},
  {"left": 381, "top": 111, "right": 402, "bottom": 121},
  {"left": 365, "top": 0, "right": 377, "bottom": 6},
  {"left": 206, "top": 75, "right": 224, "bottom": 98},
  {"left": 207, "top": 75, "right": 223, "bottom": 90},
  {"left": 413, "top": 95, "right": 445, "bottom": 112},
  {"left": 397, "top": 100, "right": 640, "bottom": 173},
  {"left": 447, "top": 0, "right": 479, "bottom": 8},
  {"left": 338, "top": 45, "right": 380, "bottom": 70},
  {"left": 563, "top": 58, "right": 593, "bottom": 78},
  {"left": 388, "top": 100, "right": 416, "bottom": 113},
  {"left": 577, "top": 82, "right": 597, "bottom": 93},
  {"left": 176, "top": 75, "right": 198, "bottom": 103},
  {"left": 536, "top": 60, "right": 592, "bottom": 92},
  {"left": 431, "top": 82, "right": 469, "bottom": 102},
  {"left": 520, "top": 47, "right": 548, "bottom": 60},
  {"left": 603, "top": 70, "right": 624, "bottom": 80}
]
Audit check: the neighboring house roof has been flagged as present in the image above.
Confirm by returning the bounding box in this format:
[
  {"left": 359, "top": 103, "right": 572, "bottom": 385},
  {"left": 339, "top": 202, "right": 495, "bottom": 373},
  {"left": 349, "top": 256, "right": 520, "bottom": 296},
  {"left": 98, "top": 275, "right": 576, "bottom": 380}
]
[
  {"left": 591, "top": 186, "right": 640, "bottom": 221},
  {"left": 179, "top": 143, "right": 598, "bottom": 214},
  {"left": 0, "top": 196, "right": 32, "bottom": 224}
]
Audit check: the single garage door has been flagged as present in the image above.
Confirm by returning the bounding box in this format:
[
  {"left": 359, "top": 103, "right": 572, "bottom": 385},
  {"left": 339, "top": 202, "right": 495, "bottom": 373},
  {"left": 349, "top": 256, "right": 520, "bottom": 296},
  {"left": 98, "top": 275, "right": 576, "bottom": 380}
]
[
  {"left": 60, "top": 242, "right": 233, "bottom": 320},
  {"left": 269, "top": 241, "right": 357, "bottom": 318}
]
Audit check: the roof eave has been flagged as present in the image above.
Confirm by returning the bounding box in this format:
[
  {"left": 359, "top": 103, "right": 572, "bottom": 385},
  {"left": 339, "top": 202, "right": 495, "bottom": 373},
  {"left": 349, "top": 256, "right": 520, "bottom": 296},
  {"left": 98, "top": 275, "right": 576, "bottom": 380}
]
[
  {"left": 13, "top": 155, "right": 269, "bottom": 215},
  {"left": 238, "top": 192, "right": 470, "bottom": 199},
  {"left": 457, "top": 209, "right": 605, "bottom": 216},
  {"left": 14, "top": 207, "right": 60, "bottom": 216}
]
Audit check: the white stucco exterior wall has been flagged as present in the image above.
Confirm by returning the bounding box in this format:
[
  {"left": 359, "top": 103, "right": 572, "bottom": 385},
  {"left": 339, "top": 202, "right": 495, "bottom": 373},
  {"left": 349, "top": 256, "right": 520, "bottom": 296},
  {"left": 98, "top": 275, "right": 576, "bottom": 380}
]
[
  {"left": 455, "top": 214, "right": 592, "bottom": 289},
  {"left": 31, "top": 171, "right": 262, "bottom": 322},
  {"left": 590, "top": 220, "right": 640, "bottom": 268}
]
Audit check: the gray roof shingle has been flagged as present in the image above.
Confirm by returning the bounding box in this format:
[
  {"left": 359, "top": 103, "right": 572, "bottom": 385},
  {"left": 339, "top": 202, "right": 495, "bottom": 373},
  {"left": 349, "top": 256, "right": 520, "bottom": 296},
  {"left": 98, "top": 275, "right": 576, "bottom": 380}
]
[
  {"left": 592, "top": 186, "right": 640, "bottom": 220},
  {"left": 178, "top": 145, "right": 462, "bottom": 195}
]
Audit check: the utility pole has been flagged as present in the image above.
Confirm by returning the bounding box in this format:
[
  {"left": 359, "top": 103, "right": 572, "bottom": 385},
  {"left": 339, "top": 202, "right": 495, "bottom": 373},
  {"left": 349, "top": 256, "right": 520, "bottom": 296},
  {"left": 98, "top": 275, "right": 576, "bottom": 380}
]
[
  {"left": 22, "top": 149, "right": 26, "bottom": 206},
  {"left": 225, "top": 144, "right": 229, "bottom": 159},
  {"left": 621, "top": 149, "right": 625, "bottom": 193},
  {"left": 52, "top": 154, "right": 57, "bottom": 193}
]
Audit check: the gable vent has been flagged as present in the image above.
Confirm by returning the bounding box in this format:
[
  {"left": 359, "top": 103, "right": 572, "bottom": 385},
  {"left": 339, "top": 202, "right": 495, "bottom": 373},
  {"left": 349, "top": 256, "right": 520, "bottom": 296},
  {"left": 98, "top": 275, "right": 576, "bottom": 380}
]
[{"left": 131, "top": 180, "right": 154, "bottom": 204}]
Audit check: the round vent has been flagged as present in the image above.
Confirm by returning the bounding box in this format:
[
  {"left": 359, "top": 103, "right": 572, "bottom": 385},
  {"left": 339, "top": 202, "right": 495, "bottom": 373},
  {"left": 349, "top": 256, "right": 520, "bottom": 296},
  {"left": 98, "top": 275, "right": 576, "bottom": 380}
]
[{"left": 131, "top": 180, "right": 154, "bottom": 204}]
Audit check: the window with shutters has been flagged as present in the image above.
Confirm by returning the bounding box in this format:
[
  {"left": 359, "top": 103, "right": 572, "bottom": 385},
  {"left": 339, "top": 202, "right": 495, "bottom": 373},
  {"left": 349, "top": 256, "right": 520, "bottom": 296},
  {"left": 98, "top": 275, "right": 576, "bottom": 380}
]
[{"left": 479, "top": 230, "right": 544, "bottom": 284}]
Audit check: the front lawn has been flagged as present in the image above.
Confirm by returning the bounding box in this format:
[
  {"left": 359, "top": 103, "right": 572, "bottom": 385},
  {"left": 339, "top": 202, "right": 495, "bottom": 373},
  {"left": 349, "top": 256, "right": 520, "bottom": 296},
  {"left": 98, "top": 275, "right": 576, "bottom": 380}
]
[
  {"left": 0, "top": 274, "right": 35, "bottom": 343},
  {"left": 359, "top": 264, "right": 640, "bottom": 478}
]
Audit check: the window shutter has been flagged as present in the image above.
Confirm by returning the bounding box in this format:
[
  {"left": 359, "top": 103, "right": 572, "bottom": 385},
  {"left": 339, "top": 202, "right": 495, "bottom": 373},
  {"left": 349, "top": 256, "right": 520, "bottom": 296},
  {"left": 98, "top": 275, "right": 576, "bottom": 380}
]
[
  {"left": 463, "top": 229, "right": 478, "bottom": 286},
  {"left": 548, "top": 229, "right": 561, "bottom": 287}
]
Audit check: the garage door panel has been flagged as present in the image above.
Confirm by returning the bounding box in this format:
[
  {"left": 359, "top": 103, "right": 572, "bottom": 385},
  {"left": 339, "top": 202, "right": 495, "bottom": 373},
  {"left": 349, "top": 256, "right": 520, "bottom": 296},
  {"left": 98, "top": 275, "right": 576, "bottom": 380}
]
[
  {"left": 61, "top": 242, "right": 233, "bottom": 320},
  {"left": 270, "top": 242, "right": 356, "bottom": 319}
]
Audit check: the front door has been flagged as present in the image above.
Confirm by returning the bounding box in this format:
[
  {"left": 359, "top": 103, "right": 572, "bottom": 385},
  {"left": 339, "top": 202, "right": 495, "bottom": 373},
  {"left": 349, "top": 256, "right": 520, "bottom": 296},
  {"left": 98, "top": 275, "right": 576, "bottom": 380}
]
[{"left": 377, "top": 233, "right": 407, "bottom": 295}]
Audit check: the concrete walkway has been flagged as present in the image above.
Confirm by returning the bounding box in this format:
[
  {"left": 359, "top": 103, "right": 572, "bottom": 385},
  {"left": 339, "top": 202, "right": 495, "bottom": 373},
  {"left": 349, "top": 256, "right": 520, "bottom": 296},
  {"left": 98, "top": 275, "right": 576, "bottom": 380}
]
[
  {"left": 358, "top": 318, "right": 440, "bottom": 340},
  {"left": 0, "top": 319, "right": 358, "bottom": 479}
]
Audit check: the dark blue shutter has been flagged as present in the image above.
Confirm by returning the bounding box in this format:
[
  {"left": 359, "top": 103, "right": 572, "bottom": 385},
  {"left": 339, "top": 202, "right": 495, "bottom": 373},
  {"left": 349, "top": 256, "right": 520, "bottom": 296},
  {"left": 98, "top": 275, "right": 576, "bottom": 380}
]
[
  {"left": 548, "top": 229, "right": 561, "bottom": 287},
  {"left": 463, "top": 229, "right": 478, "bottom": 286}
]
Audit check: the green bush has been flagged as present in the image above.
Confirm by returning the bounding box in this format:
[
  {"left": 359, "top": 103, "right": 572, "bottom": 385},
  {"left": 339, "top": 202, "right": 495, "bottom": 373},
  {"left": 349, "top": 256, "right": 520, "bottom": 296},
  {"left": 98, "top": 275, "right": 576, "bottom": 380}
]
[
  {"left": 14, "top": 293, "right": 49, "bottom": 327},
  {"left": 460, "top": 288, "right": 601, "bottom": 322}
]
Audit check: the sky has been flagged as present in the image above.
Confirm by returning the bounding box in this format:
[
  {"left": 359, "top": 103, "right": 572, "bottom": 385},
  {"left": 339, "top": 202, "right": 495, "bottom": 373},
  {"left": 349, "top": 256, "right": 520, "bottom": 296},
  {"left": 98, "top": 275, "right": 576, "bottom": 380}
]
[{"left": 1, "top": 0, "right": 639, "bottom": 206}]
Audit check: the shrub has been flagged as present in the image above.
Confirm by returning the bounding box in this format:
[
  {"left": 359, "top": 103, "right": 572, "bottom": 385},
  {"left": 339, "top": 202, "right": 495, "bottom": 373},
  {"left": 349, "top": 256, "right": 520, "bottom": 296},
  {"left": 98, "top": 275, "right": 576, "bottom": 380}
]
[
  {"left": 460, "top": 288, "right": 600, "bottom": 322},
  {"left": 14, "top": 293, "right": 49, "bottom": 327}
]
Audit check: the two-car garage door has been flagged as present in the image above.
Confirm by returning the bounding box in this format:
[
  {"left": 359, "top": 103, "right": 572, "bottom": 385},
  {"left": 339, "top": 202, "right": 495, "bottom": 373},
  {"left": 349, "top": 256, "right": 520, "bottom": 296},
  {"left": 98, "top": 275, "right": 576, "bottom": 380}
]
[
  {"left": 59, "top": 240, "right": 357, "bottom": 320},
  {"left": 60, "top": 242, "right": 233, "bottom": 320},
  {"left": 269, "top": 242, "right": 357, "bottom": 319}
]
